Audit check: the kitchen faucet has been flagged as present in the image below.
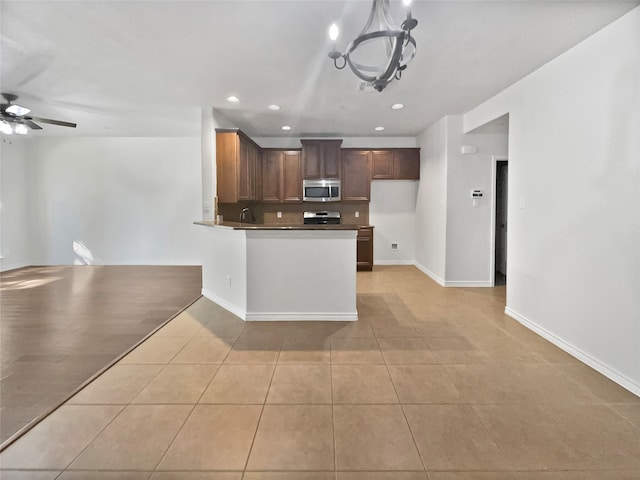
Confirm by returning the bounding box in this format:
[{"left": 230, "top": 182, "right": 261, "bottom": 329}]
[{"left": 240, "top": 207, "right": 255, "bottom": 224}]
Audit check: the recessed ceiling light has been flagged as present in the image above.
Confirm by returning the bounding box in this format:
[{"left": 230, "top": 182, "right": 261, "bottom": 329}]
[
  {"left": 375, "top": 126, "right": 385, "bottom": 131},
  {"left": 391, "top": 103, "right": 404, "bottom": 110},
  {"left": 268, "top": 104, "right": 281, "bottom": 111},
  {"left": 226, "top": 96, "right": 240, "bottom": 103},
  {"left": 281, "top": 125, "right": 292, "bottom": 131}
]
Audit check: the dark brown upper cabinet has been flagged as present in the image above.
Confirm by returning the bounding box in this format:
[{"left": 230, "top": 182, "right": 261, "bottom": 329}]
[
  {"left": 371, "top": 148, "right": 420, "bottom": 180},
  {"left": 301, "top": 139, "right": 342, "bottom": 179},
  {"left": 371, "top": 151, "right": 394, "bottom": 179},
  {"left": 216, "top": 129, "right": 261, "bottom": 203},
  {"left": 342, "top": 149, "right": 372, "bottom": 201},
  {"left": 262, "top": 149, "right": 302, "bottom": 203}
]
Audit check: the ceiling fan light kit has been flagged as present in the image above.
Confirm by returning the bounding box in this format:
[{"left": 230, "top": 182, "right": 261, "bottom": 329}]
[
  {"left": 328, "top": 0, "right": 417, "bottom": 92},
  {"left": 0, "top": 93, "right": 77, "bottom": 135}
]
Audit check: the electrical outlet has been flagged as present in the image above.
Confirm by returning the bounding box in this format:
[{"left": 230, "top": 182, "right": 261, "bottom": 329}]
[
  {"left": 391, "top": 243, "right": 398, "bottom": 250},
  {"left": 277, "top": 211, "right": 282, "bottom": 218},
  {"left": 355, "top": 211, "right": 360, "bottom": 218},
  {"left": 227, "top": 275, "right": 232, "bottom": 287}
]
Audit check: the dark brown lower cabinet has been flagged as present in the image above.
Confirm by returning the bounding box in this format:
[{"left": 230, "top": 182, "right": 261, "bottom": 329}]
[{"left": 357, "top": 226, "right": 374, "bottom": 271}]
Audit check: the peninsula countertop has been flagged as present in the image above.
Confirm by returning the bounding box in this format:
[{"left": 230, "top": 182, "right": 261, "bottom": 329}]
[{"left": 194, "top": 220, "right": 362, "bottom": 230}]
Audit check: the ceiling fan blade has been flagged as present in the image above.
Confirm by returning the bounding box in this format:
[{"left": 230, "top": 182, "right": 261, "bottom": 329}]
[
  {"left": 29, "top": 116, "right": 77, "bottom": 128},
  {"left": 24, "top": 119, "right": 42, "bottom": 130}
]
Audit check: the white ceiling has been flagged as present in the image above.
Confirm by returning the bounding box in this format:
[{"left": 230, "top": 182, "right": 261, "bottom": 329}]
[{"left": 1, "top": 1, "right": 637, "bottom": 138}]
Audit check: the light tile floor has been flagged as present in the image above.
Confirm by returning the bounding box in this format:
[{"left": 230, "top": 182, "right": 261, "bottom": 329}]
[{"left": 1, "top": 266, "right": 638, "bottom": 479}]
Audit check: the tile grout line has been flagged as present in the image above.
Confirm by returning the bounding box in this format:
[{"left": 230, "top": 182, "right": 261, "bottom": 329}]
[
  {"left": 547, "top": 361, "right": 608, "bottom": 405},
  {"left": 466, "top": 401, "right": 516, "bottom": 472},
  {"left": 240, "top": 336, "right": 282, "bottom": 475},
  {"left": 149, "top": 326, "right": 246, "bottom": 474},
  {"left": 188, "top": 325, "right": 246, "bottom": 402},
  {"left": 53, "top": 402, "right": 127, "bottom": 473},
  {"left": 330, "top": 347, "right": 338, "bottom": 479},
  {"left": 55, "top": 324, "right": 202, "bottom": 474},
  {"left": 103, "top": 331, "right": 200, "bottom": 474},
  {"left": 373, "top": 327, "right": 429, "bottom": 475}
]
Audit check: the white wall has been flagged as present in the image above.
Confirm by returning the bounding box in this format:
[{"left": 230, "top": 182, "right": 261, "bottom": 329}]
[
  {"left": 415, "top": 117, "right": 448, "bottom": 283},
  {"left": 246, "top": 230, "right": 357, "bottom": 320},
  {"left": 464, "top": 7, "right": 640, "bottom": 393},
  {"left": 200, "top": 225, "right": 248, "bottom": 317},
  {"left": 29, "top": 137, "right": 202, "bottom": 265},
  {"left": 414, "top": 115, "right": 509, "bottom": 286},
  {"left": 0, "top": 137, "right": 33, "bottom": 271},
  {"left": 370, "top": 181, "right": 417, "bottom": 264},
  {"left": 445, "top": 116, "right": 508, "bottom": 285}
]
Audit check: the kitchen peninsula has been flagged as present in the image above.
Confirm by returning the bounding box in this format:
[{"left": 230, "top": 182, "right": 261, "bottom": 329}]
[
  {"left": 195, "top": 221, "right": 358, "bottom": 321},
  {"left": 197, "top": 128, "right": 419, "bottom": 321}
]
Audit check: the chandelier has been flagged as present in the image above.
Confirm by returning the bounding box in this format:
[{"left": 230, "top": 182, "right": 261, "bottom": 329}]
[{"left": 328, "top": 0, "right": 417, "bottom": 92}]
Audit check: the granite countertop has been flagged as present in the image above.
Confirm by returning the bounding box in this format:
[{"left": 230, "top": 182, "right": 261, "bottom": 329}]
[{"left": 194, "top": 220, "right": 362, "bottom": 230}]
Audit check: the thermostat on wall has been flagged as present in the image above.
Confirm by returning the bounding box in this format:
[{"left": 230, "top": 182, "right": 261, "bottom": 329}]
[{"left": 471, "top": 189, "right": 483, "bottom": 198}]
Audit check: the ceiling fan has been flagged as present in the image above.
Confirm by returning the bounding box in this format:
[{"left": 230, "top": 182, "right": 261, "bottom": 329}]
[{"left": 0, "top": 93, "right": 77, "bottom": 134}]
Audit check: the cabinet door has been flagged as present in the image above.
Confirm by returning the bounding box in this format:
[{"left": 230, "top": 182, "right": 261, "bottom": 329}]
[
  {"left": 249, "top": 142, "right": 260, "bottom": 200},
  {"left": 262, "top": 150, "right": 282, "bottom": 202},
  {"left": 215, "top": 132, "right": 239, "bottom": 203},
  {"left": 371, "top": 151, "right": 394, "bottom": 179},
  {"left": 394, "top": 149, "right": 420, "bottom": 180},
  {"left": 342, "top": 150, "right": 371, "bottom": 201},
  {"left": 282, "top": 151, "right": 302, "bottom": 202},
  {"left": 254, "top": 147, "right": 262, "bottom": 201},
  {"left": 237, "top": 136, "right": 252, "bottom": 200},
  {"left": 302, "top": 141, "right": 322, "bottom": 179},
  {"left": 357, "top": 227, "right": 374, "bottom": 271},
  {"left": 322, "top": 141, "right": 342, "bottom": 179}
]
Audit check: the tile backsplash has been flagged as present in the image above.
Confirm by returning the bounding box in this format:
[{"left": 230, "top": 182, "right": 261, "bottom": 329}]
[{"left": 218, "top": 202, "right": 369, "bottom": 226}]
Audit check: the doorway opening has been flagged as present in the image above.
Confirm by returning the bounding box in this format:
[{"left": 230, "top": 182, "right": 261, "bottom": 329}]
[{"left": 493, "top": 159, "right": 508, "bottom": 286}]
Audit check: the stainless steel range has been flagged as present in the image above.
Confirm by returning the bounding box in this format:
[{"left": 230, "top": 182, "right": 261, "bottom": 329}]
[{"left": 303, "top": 211, "right": 341, "bottom": 225}]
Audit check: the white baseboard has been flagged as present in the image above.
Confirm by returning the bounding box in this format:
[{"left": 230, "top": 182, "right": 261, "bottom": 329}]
[
  {"left": 444, "top": 280, "right": 493, "bottom": 287},
  {"left": 245, "top": 312, "right": 358, "bottom": 322},
  {"left": 202, "top": 289, "right": 358, "bottom": 322},
  {"left": 414, "top": 262, "right": 446, "bottom": 286},
  {"left": 374, "top": 259, "right": 415, "bottom": 266},
  {"left": 0, "top": 260, "right": 31, "bottom": 273},
  {"left": 201, "top": 288, "right": 245, "bottom": 320},
  {"left": 413, "top": 262, "right": 492, "bottom": 287},
  {"left": 505, "top": 306, "right": 640, "bottom": 397}
]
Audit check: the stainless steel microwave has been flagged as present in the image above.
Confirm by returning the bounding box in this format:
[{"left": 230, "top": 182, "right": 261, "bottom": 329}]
[{"left": 303, "top": 179, "right": 341, "bottom": 202}]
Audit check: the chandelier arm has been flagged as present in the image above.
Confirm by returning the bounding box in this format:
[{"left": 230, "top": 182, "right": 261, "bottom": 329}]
[
  {"left": 380, "top": 0, "right": 401, "bottom": 30},
  {"left": 358, "top": 0, "right": 380, "bottom": 38},
  {"left": 380, "top": 0, "right": 401, "bottom": 57},
  {"left": 399, "top": 35, "right": 417, "bottom": 67},
  {"left": 345, "top": 56, "right": 379, "bottom": 83},
  {"left": 344, "top": 30, "right": 404, "bottom": 75},
  {"left": 346, "top": 31, "right": 405, "bottom": 86},
  {"left": 376, "top": 34, "right": 405, "bottom": 83},
  {"left": 344, "top": 29, "right": 403, "bottom": 57},
  {"left": 333, "top": 56, "right": 347, "bottom": 70}
]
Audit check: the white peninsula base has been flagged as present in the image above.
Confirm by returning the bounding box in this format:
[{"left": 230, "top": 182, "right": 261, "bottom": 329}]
[{"left": 198, "top": 223, "right": 358, "bottom": 321}]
